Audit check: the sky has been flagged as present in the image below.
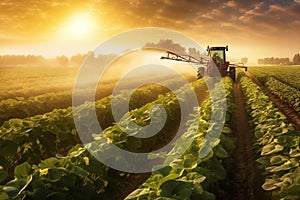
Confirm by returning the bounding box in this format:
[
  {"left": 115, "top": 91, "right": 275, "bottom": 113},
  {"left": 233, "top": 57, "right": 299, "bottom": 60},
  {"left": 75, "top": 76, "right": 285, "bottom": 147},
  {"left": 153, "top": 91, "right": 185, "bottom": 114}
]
[{"left": 0, "top": 0, "right": 299, "bottom": 63}]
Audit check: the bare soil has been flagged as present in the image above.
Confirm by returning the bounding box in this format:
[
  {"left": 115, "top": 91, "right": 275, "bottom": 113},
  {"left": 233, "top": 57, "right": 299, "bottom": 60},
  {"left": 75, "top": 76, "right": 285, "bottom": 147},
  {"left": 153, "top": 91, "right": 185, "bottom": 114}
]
[
  {"left": 220, "top": 82, "right": 268, "bottom": 200},
  {"left": 110, "top": 171, "right": 151, "bottom": 200},
  {"left": 246, "top": 71, "right": 300, "bottom": 130}
]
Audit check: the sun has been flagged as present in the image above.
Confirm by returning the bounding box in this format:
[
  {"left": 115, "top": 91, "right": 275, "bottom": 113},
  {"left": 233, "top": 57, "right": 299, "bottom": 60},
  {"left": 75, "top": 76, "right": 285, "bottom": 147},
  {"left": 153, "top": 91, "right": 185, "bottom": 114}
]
[{"left": 63, "top": 13, "right": 96, "bottom": 37}]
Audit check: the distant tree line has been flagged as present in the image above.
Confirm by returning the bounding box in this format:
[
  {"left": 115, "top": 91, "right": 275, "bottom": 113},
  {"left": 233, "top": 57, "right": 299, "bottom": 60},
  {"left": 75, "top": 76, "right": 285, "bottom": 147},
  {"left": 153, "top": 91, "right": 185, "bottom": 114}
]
[
  {"left": 293, "top": 53, "right": 300, "bottom": 64},
  {"left": 144, "top": 39, "right": 186, "bottom": 55},
  {"left": 257, "top": 53, "right": 300, "bottom": 65},
  {"left": 0, "top": 40, "right": 204, "bottom": 67},
  {"left": 56, "top": 52, "right": 117, "bottom": 67},
  {"left": 144, "top": 39, "right": 203, "bottom": 58},
  {"left": 0, "top": 55, "right": 46, "bottom": 66},
  {"left": 0, "top": 53, "right": 89, "bottom": 67},
  {"left": 0, "top": 51, "right": 118, "bottom": 67},
  {"left": 3, "top": 44, "right": 299, "bottom": 67},
  {"left": 0, "top": 53, "right": 91, "bottom": 67},
  {"left": 241, "top": 57, "right": 248, "bottom": 64},
  {"left": 257, "top": 57, "right": 290, "bottom": 65},
  {"left": 56, "top": 53, "right": 87, "bottom": 66}
]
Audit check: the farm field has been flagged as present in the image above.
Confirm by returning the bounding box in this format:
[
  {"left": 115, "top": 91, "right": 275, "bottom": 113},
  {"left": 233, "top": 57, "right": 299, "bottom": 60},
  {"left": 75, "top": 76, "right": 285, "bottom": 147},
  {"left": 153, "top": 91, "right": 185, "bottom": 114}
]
[
  {"left": 1, "top": 0, "right": 299, "bottom": 198},
  {"left": 0, "top": 66, "right": 78, "bottom": 100},
  {"left": 248, "top": 66, "right": 300, "bottom": 90},
  {"left": 0, "top": 66, "right": 196, "bottom": 126},
  {"left": 0, "top": 65, "right": 300, "bottom": 200},
  {"left": 248, "top": 66, "right": 300, "bottom": 127},
  {"left": 239, "top": 72, "right": 300, "bottom": 200}
]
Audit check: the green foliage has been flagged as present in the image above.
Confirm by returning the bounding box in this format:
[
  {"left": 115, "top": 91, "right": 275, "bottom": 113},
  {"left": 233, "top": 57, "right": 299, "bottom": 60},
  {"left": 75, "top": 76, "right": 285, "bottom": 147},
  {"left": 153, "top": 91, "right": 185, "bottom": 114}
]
[
  {"left": 0, "top": 72, "right": 196, "bottom": 126},
  {"left": 265, "top": 78, "right": 300, "bottom": 112},
  {"left": 0, "top": 67, "right": 77, "bottom": 101},
  {"left": 0, "top": 81, "right": 178, "bottom": 126},
  {"left": 0, "top": 91, "right": 72, "bottom": 126},
  {"left": 0, "top": 80, "right": 195, "bottom": 175},
  {"left": 249, "top": 67, "right": 300, "bottom": 112},
  {"left": 249, "top": 66, "right": 300, "bottom": 90},
  {"left": 0, "top": 77, "right": 209, "bottom": 199},
  {"left": 240, "top": 75, "right": 300, "bottom": 199},
  {"left": 125, "top": 77, "right": 236, "bottom": 200},
  {"left": 87, "top": 78, "right": 208, "bottom": 155},
  {"left": 1, "top": 146, "right": 108, "bottom": 200}
]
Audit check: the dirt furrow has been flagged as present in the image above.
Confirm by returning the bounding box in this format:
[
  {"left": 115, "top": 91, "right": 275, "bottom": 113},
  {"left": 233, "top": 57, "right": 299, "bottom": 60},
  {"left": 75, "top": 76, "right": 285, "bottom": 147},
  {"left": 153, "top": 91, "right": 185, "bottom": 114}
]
[{"left": 222, "top": 82, "right": 266, "bottom": 200}]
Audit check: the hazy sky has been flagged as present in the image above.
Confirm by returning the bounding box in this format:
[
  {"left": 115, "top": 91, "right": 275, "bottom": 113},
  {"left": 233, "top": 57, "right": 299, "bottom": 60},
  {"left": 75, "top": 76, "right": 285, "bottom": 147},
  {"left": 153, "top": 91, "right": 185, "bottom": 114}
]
[{"left": 0, "top": 0, "right": 299, "bottom": 63}]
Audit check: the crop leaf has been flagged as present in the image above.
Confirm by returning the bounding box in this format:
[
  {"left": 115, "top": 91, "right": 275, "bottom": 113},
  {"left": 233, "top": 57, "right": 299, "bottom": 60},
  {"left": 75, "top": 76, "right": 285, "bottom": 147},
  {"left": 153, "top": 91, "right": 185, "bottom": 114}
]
[
  {"left": 261, "top": 144, "right": 284, "bottom": 156},
  {"left": 270, "top": 155, "right": 288, "bottom": 165},
  {"left": 14, "top": 162, "right": 31, "bottom": 179},
  {"left": 262, "top": 179, "right": 279, "bottom": 191},
  {"left": 125, "top": 188, "right": 150, "bottom": 199},
  {"left": 48, "top": 169, "right": 62, "bottom": 182}
]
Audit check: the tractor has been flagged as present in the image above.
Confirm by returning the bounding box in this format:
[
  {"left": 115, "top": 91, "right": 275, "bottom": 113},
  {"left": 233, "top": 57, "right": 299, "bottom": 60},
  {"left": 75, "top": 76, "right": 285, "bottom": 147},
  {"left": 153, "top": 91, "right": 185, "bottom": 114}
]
[{"left": 160, "top": 45, "right": 247, "bottom": 81}]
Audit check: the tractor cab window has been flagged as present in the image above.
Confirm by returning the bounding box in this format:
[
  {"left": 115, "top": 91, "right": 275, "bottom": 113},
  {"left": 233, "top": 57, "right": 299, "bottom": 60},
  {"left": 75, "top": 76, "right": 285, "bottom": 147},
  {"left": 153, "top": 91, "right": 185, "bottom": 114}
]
[{"left": 210, "top": 50, "right": 225, "bottom": 65}]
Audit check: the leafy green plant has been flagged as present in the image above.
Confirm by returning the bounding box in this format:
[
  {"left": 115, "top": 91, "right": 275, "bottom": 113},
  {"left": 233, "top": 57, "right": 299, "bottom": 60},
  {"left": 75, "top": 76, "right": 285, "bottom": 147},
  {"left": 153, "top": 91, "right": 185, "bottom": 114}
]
[
  {"left": 0, "top": 146, "right": 108, "bottom": 200},
  {"left": 240, "top": 75, "right": 300, "bottom": 199},
  {"left": 249, "top": 67, "right": 300, "bottom": 112},
  {"left": 249, "top": 66, "right": 300, "bottom": 90},
  {"left": 0, "top": 77, "right": 209, "bottom": 199},
  {"left": 265, "top": 77, "right": 300, "bottom": 112},
  {"left": 0, "top": 80, "right": 182, "bottom": 126},
  {"left": 0, "top": 79, "right": 206, "bottom": 178},
  {"left": 125, "top": 77, "right": 236, "bottom": 200}
]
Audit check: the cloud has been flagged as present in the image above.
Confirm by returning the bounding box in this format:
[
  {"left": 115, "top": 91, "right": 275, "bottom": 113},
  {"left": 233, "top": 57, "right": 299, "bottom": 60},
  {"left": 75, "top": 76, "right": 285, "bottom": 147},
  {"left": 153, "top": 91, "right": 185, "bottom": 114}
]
[
  {"left": 0, "top": 0, "right": 87, "bottom": 38},
  {"left": 1, "top": 0, "right": 299, "bottom": 39},
  {"left": 236, "top": 1, "right": 300, "bottom": 35},
  {"left": 101, "top": 0, "right": 300, "bottom": 39},
  {"left": 0, "top": 0, "right": 299, "bottom": 60}
]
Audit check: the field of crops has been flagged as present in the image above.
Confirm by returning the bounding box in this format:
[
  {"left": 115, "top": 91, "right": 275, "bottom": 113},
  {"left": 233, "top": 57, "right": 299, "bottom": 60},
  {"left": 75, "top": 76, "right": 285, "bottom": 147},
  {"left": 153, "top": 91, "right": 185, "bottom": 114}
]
[
  {"left": 248, "top": 66, "right": 300, "bottom": 90},
  {"left": 0, "top": 66, "right": 300, "bottom": 200},
  {"left": 248, "top": 66, "right": 300, "bottom": 112},
  {"left": 240, "top": 73, "right": 300, "bottom": 200},
  {"left": 0, "top": 67, "right": 78, "bottom": 100}
]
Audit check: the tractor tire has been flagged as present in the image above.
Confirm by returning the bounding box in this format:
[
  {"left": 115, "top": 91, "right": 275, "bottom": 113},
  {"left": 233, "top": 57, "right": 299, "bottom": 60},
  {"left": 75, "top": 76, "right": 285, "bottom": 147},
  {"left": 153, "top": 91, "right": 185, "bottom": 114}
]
[
  {"left": 197, "top": 67, "right": 205, "bottom": 79},
  {"left": 229, "top": 67, "right": 236, "bottom": 81}
]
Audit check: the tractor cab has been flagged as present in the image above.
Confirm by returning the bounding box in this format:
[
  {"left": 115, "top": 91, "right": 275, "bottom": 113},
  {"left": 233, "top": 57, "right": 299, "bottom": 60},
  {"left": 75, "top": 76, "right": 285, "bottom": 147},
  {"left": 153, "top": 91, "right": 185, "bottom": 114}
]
[
  {"left": 205, "top": 46, "right": 230, "bottom": 78},
  {"left": 205, "top": 45, "right": 247, "bottom": 81},
  {"left": 208, "top": 46, "right": 227, "bottom": 64}
]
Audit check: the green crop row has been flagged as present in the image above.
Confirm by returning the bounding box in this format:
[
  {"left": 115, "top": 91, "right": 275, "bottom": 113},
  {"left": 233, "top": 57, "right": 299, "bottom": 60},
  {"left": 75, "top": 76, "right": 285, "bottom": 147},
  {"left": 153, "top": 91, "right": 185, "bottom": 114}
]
[
  {"left": 0, "top": 91, "right": 72, "bottom": 126},
  {"left": 0, "top": 146, "right": 109, "bottom": 200},
  {"left": 0, "top": 78, "right": 185, "bottom": 126},
  {"left": 0, "top": 66, "right": 77, "bottom": 101},
  {"left": 0, "top": 77, "right": 209, "bottom": 199},
  {"left": 248, "top": 66, "right": 300, "bottom": 90},
  {"left": 124, "top": 77, "right": 235, "bottom": 200},
  {"left": 0, "top": 80, "right": 205, "bottom": 174},
  {"left": 249, "top": 69, "right": 300, "bottom": 112},
  {"left": 265, "top": 77, "right": 300, "bottom": 112},
  {"left": 240, "top": 75, "right": 300, "bottom": 199}
]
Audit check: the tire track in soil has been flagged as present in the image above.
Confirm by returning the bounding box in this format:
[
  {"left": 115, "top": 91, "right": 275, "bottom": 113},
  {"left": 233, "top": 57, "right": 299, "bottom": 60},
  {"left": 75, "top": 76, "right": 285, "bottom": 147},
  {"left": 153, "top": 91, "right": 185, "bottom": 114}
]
[
  {"left": 221, "top": 82, "right": 267, "bottom": 200},
  {"left": 245, "top": 71, "right": 300, "bottom": 130}
]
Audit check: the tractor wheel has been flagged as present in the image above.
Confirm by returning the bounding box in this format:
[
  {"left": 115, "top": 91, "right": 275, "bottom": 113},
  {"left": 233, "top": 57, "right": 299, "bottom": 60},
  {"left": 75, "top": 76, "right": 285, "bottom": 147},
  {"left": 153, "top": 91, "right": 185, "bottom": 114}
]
[
  {"left": 229, "top": 67, "right": 236, "bottom": 81},
  {"left": 197, "top": 67, "right": 204, "bottom": 79}
]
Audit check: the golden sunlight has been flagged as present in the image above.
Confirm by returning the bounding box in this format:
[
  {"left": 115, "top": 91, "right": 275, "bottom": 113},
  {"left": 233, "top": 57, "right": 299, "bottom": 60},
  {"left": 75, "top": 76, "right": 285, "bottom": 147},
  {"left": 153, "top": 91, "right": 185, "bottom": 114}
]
[{"left": 61, "top": 13, "right": 96, "bottom": 38}]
